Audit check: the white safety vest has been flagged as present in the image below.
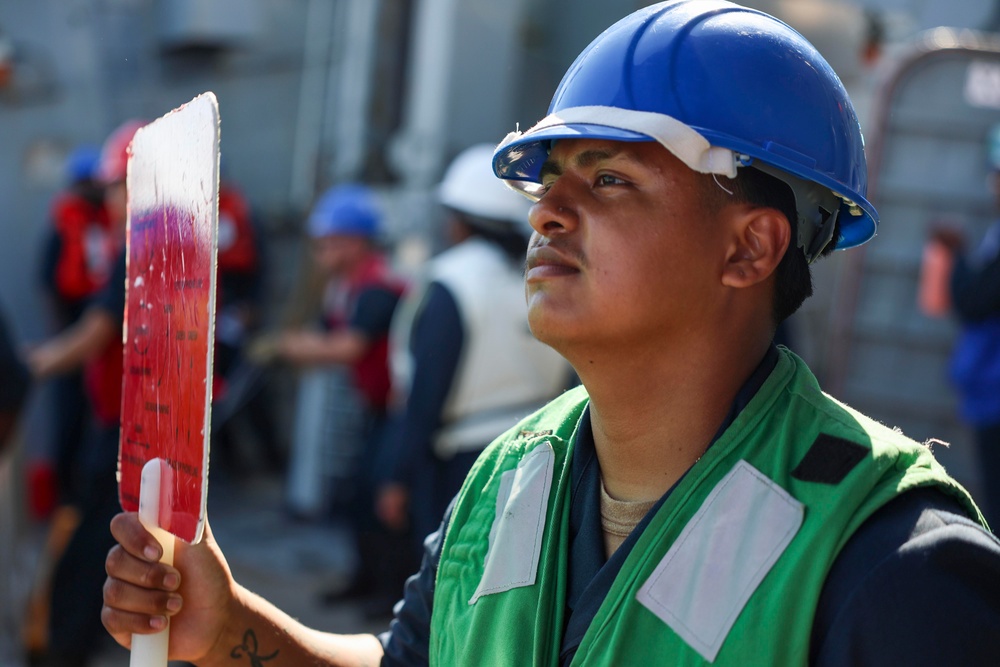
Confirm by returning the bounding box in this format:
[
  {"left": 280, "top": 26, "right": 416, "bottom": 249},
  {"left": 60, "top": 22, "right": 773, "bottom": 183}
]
[{"left": 391, "top": 237, "right": 570, "bottom": 458}]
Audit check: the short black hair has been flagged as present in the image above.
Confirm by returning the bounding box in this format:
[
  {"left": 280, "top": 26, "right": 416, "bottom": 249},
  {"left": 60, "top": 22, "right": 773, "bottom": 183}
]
[{"left": 708, "top": 167, "right": 838, "bottom": 326}]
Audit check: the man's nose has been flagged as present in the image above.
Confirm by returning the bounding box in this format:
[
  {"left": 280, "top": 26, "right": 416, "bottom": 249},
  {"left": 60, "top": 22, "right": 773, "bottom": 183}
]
[{"left": 528, "top": 181, "right": 580, "bottom": 237}]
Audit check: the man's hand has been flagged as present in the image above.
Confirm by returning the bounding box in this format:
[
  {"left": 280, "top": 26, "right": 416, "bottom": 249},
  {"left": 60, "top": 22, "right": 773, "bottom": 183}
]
[
  {"left": 102, "top": 513, "right": 234, "bottom": 662},
  {"left": 275, "top": 330, "right": 327, "bottom": 364},
  {"left": 272, "top": 328, "right": 370, "bottom": 366},
  {"left": 27, "top": 308, "right": 117, "bottom": 378},
  {"left": 103, "top": 512, "right": 387, "bottom": 665},
  {"left": 26, "top": 343, "right": 66, "bottom": 379},
  {"left": 245, "top": 333, "right": 281, "bottom": 365}
]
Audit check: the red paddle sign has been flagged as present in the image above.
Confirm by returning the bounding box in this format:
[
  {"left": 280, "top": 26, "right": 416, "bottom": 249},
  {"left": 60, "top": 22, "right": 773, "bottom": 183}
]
[{"left": 118, "top": 92, "right": 219, "bottom": 545}]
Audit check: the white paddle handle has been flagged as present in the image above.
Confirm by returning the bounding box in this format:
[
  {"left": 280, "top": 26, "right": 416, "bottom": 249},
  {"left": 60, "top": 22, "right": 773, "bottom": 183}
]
[{"left": 131, "top": 458, "right": 174, "bottom": 667}]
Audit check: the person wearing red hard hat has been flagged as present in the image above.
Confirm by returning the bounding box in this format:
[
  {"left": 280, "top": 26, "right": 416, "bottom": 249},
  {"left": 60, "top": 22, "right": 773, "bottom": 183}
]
[
  {"left": 28, "top": 120, "right": 145, "bottom": 667},
  {"left": 102, "top": 4, "right": 1000, "bottom": 665},
  {"left": 29, "top": 119, "right": 145, "bottom": 415}
]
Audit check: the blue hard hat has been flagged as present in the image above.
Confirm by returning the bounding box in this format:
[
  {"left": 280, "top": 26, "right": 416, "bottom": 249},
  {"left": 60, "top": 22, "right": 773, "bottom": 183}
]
[
  {"left": 65, "top": 144, "right": 101, "bottom": 183},
  {"left": 306, "top": 184, "right": 381, "bottom": 239},
  {"left": 493, "top": 0, "right": 877, "bottom": 260}
]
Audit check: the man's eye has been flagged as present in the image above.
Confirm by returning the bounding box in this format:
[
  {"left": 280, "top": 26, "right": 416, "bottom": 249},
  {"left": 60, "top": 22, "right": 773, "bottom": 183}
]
[{"left": 596, "top": 174, "right": 626, "bottom": 186}]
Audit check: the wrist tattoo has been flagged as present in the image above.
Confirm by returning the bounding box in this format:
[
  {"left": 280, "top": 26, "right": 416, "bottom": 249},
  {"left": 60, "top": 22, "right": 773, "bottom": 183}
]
[{"left": 231, "top": 629, "right": 279, "bottom": 665}]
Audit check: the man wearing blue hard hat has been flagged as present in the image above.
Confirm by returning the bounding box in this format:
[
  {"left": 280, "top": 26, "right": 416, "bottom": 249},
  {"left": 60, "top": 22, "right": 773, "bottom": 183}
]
[
  {"left": 102, "top": 3, "right": 1000, "bottom": 665},
  {"left": 264, "top": 183, "right": 411, "bottom": 617},
  {"left": 269, "top": 184, "right": 402, "bottom": 410}
]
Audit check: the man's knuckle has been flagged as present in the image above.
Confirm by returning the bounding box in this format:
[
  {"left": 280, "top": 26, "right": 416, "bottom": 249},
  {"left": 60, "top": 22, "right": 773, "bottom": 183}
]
[
  {"left": 138, "top": 566, "right": 157, "bottom": 587},
  {"left": 103, "top": 577, "right": 123, "bottom": 604}
]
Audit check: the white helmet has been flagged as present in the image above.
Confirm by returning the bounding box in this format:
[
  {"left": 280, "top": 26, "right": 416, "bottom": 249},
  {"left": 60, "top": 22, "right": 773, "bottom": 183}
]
[{"left": 438, "top": 143, "right": 532, "bottom": 229}]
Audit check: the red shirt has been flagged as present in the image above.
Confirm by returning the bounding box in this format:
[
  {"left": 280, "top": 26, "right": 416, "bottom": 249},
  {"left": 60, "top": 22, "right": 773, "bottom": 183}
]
[
  {"left": 324, "top": 253, "right": 404, "bottom": 412},
  {"left": 50, "top": 190, "right": 114, "bottom": 301}
]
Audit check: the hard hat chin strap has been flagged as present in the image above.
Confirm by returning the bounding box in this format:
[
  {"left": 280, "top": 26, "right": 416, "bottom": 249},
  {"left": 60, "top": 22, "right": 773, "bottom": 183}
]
[{"left": 748, "top": 161, "right": 841, "bottom": 263}]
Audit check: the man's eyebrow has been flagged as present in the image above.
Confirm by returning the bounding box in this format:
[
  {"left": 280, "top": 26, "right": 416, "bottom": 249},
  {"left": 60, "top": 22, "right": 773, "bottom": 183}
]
[
  {"left": 538, "top": 159, "right": 562, "bottom": 182},
  {"left": 538, "top": 147, "right": 627, "bottom": 182}
]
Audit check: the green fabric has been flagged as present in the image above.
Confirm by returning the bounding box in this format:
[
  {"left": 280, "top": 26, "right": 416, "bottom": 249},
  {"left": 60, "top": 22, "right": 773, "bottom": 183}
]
[{"left": 429, "top": 349, "right": 982, "bottom": 665}]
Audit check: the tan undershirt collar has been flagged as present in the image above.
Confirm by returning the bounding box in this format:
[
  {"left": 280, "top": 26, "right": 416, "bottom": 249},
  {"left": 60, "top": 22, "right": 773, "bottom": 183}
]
[{"left": 599, "top": 480, "right": 657, "bottom": 559}]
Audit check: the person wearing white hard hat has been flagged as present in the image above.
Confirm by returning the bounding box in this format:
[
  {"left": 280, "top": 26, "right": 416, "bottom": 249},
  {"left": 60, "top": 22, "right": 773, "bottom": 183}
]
[
  {"left": 101, "top": 4, "right": 1000, "bottom": 665},
  {"left": 375, "top": 144, "right": 572, "bottom": 553}
]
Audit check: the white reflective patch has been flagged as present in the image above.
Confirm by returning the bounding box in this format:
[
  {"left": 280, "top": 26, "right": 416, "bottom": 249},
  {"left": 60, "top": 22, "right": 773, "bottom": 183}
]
[
  {"left": 470, "top": 443, "right": 554, "bottom": 604},
  {"left": 636, "top": 460, "right": 803, "bottom": 662}
]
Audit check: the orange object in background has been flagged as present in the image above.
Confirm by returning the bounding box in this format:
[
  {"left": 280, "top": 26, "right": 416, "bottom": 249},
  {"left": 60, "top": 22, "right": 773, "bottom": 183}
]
[{"left": 918, "top": 239, "right": 956, "bottom": 318}]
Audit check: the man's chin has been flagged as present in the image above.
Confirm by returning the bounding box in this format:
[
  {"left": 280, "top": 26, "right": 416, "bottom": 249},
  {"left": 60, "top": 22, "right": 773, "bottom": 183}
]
[{"left": 527, "top": 311, "right": 576, "bottom": 357}]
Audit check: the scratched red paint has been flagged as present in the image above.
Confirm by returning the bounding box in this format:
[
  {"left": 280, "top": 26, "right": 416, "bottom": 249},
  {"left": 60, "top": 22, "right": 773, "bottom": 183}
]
[{"left": 119, "top": 203, "right": 214, "bottom": 543}]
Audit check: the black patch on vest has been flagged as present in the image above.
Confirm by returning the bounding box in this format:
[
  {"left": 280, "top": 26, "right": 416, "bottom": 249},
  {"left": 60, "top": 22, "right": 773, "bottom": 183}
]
[{"left": 791, "top": 434, "right": 868, "bottom": 485}]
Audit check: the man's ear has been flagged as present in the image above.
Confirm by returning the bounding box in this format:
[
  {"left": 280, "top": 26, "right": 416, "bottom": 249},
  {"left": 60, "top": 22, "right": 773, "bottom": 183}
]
[{"left": 720, "top": 206, "right": 791, "bottom": 288}]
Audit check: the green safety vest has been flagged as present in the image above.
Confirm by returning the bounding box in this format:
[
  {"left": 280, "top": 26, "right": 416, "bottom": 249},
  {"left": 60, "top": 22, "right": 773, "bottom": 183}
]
[{"left": 429, "top": 349, "right": 983, "bottom": 665}]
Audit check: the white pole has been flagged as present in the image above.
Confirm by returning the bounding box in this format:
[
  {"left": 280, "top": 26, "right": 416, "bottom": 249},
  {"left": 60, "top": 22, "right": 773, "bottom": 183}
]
[
  {"left": 328, "top": 0, "right": 381, "bottom": 182},
  {"left": 289, "top": 0, "right": 338, "bottom": 210},
  {"left": 388, "top": 0, "right": 459, "bottom": 187},
  {"left": 130, "top": 458, "right": 175, "bottom": 667}
]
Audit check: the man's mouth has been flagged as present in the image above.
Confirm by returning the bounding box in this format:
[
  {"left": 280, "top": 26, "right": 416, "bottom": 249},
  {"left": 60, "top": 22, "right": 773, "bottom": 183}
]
[{"left": 525, "top": 244, "right": 582, "bottom": 281}]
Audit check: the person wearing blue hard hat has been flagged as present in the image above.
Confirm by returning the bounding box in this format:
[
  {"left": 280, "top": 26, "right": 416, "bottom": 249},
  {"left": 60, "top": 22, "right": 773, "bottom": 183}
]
[
  {"left": 36, "top": 143, "right": 115, "bottom": 514},
  {"left": 306, "top": 183, "right": 382, "bottom": 239},
  {"left": 269, "top": 183, "right": 400, "bottom": 395},
  {"left": 102, "top": 3, "right": 1000, "bottom": 665},
  {"left": 264, "top": 183, "right": 411, "bottom": 618}
]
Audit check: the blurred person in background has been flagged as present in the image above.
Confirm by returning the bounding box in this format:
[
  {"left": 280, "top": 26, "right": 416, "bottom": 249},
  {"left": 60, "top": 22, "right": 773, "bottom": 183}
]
[
  {"left": 22, "top": 142, "right": 115, "bottom": 663},
  {"left": 255, "top": 184, "right": 407, "bottom": 618},
  {"left": 36, "top": 144, "right": 114, "bottom": 510},
  {"left": 926, "top": 123, "right": 1000, "bottom": 528},
  {"left": 269, "top": 185, "right": 402, "bottom": 415},
  {"left": 376, "top": 144, "right": 573, "bottom": 554},
  {"left": 26, "top": 119, "right": 143, "bottom": 667}
]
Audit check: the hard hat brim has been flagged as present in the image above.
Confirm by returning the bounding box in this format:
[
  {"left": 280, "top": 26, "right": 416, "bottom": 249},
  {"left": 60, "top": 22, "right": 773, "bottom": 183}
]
[
  {"left": 494, "top": 122, "right": 651, "bottom": 187},
  {"left": 494, "top": 113, "right": 877, "bottom": 252},
  {"left": 493, "top": 106, "right": 738, "bottom": 196}
]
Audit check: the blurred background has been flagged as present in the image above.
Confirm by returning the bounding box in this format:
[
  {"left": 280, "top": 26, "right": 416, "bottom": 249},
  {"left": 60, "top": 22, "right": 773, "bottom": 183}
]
[{"left": 1, "top": 0, "right": 999, "bottom": 664}]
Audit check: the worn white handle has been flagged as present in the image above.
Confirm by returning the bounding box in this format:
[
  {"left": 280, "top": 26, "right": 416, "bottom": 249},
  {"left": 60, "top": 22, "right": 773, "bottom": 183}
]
[{"left": 130, "top": 458, "right": 174, "bottom": 667}]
